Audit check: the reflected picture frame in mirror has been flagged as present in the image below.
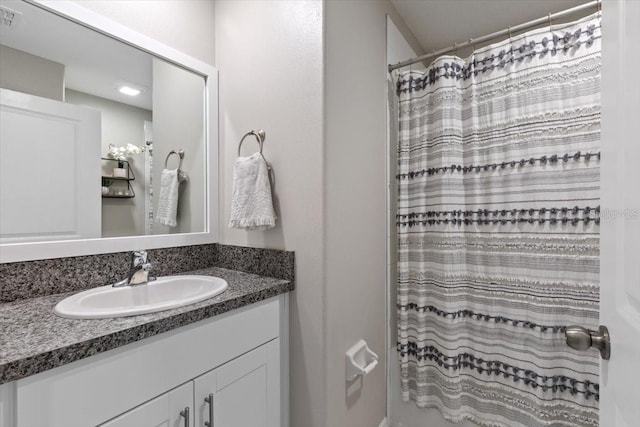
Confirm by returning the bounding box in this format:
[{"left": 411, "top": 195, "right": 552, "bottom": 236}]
[{"left": 0, "top": 0, "right": 218, "bottom": 263}]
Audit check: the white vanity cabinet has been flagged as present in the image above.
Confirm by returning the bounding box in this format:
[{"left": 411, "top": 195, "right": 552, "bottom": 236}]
[
  {"left": 5, "top": 295, "right": 288, "bottom": 427},
  {"left": 102, "top": 340, "right": 279, "bottom": 427}
]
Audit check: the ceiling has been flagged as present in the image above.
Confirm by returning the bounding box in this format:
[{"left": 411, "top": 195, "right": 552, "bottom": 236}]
[
  {"left": 0, "top": 0, "right": 153, "bottom": 110},
  {"left": 2, "top": 0, "right": 596, "bottom": 108},
  {"left": 390, "top": 0, "right": 593, "bottom": 56}
]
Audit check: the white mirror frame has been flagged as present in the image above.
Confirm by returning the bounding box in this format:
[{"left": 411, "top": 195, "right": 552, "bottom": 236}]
[{"left": 0, "top": 0, "right": 219, "bottom": 263}]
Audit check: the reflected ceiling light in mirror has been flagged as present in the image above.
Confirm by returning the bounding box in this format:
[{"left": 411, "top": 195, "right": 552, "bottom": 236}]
[
  {"left": 114, "top": 81, "right": 146, "bottom": 98},
  {"left": 118, "top": 85, "right": 141, "bottom": 96}
]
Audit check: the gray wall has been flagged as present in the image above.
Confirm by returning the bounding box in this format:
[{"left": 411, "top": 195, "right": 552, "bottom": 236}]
[
  {"left": 65, "top": 89, "right": 151, "bottom": 238},
  {"left": 324, "top": 2, "right": 422, "bottom": 426},
  {"left": 0, "top": 45, "right": 64, "bottom": 101},
  {"left": 215, "top": 2, "right": 325, "bottom": 426}
]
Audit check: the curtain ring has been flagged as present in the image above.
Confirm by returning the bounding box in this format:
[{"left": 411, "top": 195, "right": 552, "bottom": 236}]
[
  {"left": 508, "top": 26, "right": 512, "bottom": 40},
  {"left": 548, "top": 13, "right": 552, "bottom": 29}
]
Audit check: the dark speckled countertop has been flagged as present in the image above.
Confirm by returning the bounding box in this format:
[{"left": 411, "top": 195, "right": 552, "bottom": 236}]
[{"left": 0, "top": 267, "right": 293, "bottom": 384}]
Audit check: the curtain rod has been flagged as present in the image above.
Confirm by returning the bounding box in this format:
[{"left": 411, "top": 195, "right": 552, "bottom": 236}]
[{"left": 388, "top": 0, "right": 600, "bottom": 73}]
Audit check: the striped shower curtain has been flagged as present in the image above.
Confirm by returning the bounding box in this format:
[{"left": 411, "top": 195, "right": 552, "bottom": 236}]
[{"left": 396, "top": 14, "right": 601, "bottom": 427}]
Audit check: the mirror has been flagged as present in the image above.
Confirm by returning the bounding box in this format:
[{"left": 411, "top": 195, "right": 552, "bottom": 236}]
[{"left": 0, "top": 0, "right": 218, "bottom": 262}]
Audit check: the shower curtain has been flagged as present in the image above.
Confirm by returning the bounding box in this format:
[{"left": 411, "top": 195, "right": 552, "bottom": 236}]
[{"left": 396, "top": 14, "right": 601, "bottom": 427}]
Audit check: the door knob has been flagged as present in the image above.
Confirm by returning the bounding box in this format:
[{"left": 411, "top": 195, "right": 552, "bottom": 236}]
[{"left": 565, "top": 325, "right": 610, "bottom": 360}]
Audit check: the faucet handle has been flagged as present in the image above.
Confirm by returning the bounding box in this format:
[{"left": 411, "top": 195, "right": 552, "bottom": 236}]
[
  {"left": 130, "top": 250, "right": 149, "bottom": 266},
  {"left": 132, "top": 249, "right": 148, "bottom": 259}
]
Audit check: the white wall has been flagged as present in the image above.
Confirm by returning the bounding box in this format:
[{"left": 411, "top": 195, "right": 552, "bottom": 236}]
[
  {"left": 214, "top": 2, "right": 324, "bottom": 426},
  {"left": 65, "top": 89, "right": 151, "bottom": 238}
]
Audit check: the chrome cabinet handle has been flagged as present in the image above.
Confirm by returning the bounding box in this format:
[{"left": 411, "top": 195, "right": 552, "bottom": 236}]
[
  {"left": 204, "top": 393, "right": 214, "bottom": 427},
  {"left": 180, "top": 407, "right": 190, "bottom": 427},
  {"left": 565, "top": 325, "right": 611, "bottom": 360}
]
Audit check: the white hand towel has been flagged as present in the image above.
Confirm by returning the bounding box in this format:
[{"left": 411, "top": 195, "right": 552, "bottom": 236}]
[
  {"left": 229, "top": 153, "right": 276, "bottom": 230},
  {"left": 154, "top": 168, "right": 180, "bottom": 227}
]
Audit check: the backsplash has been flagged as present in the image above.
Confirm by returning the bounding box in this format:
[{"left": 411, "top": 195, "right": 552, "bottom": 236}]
[
  {"left": 0, "top": 244, "right": 295, "bottom": 303},
  {"left": 215, "top": 244, "right": 295, "bottom": 282}
]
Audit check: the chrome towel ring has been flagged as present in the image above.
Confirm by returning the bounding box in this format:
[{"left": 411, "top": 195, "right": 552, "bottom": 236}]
[
  {"left": 237, "top": 130, "right": 266, "bottom": 157},
  {"left": 236, "top": 129, "right": 274, "bottom": 183}
]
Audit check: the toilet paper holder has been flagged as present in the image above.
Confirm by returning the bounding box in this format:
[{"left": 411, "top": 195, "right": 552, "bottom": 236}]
[{"left": 345, "top": 339, "right": 378, "bottom": 381}]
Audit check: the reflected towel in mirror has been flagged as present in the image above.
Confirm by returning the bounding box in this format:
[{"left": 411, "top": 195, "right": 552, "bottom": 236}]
[
  {"left": 155, "top": 169, "right": 180, "bottom": 227},
  {"left": 229, "top": 153, "right": 276, "bottom": 230}
]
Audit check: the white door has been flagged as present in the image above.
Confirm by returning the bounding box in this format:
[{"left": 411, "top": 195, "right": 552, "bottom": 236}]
[
  {"left": 99, "top": 381, "right": 193, "bottom": 427},
  {"left": 600, "top": 1, "right": 640, "bottom": 426},
  {"left": 0, "top": 88, "right": 101, "bottom": 244}
]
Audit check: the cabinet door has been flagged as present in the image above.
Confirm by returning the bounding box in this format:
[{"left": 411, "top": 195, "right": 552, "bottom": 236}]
[
  {"left": 100, "top": 382, "right": 193, "bottom": 427},
  {"left": 194, "top": 339, "right": 280, "bottom": 427}
]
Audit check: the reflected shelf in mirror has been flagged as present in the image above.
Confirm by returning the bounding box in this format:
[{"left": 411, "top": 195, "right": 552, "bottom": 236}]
[{"left": 102, "top": 158, "right": 135, "bottom": 198}]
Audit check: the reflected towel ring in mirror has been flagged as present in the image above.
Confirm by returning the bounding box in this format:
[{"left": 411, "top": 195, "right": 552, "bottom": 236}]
[
  {"left": 164, "top": 149, "right": 188, "bottom": 181},
  {"left": 164, "top": 149, "right": 184, "bottom": 169},
  {"left": 237, "top": 130, "right": 266, "bottom": 156}
]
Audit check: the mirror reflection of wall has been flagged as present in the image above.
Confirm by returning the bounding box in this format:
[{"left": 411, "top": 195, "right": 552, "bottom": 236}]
[
  {"left": 152, "top": 58, "right": 205, "bottom": 235},
  {"left": 0, "top": 0, "right": 207, "bottom": 243},
  {"left": 65, "top": 89, "right": 151, "bottom": 238}
]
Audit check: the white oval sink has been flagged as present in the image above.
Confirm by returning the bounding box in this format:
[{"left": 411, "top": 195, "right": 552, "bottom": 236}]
[{"left": 54, "top": 275, "right": 228, "bottom": 319}]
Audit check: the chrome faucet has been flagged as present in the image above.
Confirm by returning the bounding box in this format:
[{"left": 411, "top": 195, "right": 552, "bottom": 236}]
[{"left": 113, "top": 250, "right": 156, "bottom": 287}]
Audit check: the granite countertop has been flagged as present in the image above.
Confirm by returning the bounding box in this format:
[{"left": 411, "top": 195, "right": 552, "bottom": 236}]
[{"left": 0, "top": 267, "right": 293, "bottom": 384}]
